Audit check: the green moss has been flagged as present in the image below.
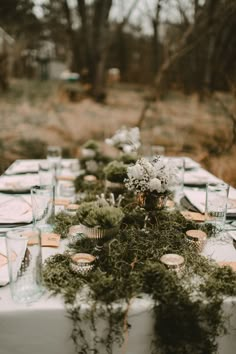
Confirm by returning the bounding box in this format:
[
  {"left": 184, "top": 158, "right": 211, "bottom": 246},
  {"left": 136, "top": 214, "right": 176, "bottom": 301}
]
[
  {"left": 82, "top": 140, "right": 99, "bottom": 150},
  {"left": 75, "top": 201, "right": 124, "bottom": 228},
  {"left": 53, "top": 212, "right": 76, "bottom": 238},
  {"left": 103, "top": 160, "right": 127, "bottom": 183},
  {"left": 44, "top": 208, "right": 236, "bottom": 354}
]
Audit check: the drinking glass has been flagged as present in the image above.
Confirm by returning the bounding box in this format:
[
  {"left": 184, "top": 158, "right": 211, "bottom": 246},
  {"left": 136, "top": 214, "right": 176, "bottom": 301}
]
[
  {"left": 46, "top": 145, "right": 62, "bottom": 172},
  {"left": 39, "top": 161, "right": 55, "bottom": 186},
  {"left": 31, "top": 185, "right": 54, "bottom": 231},
  {"left": 205, "top": 182, "right": 229, "bottom": 232},
  {"left": 170, "top": 158, "right": 185, "bottom": 205},
  {"left": 6, "top": 227, "right": 44, "bottom": 304},
  {"left": 151, "top": 145, "right": 165, "bottom": 157},
  {"left": 59, "top": 180, "right": 76, "bottom": 199}
]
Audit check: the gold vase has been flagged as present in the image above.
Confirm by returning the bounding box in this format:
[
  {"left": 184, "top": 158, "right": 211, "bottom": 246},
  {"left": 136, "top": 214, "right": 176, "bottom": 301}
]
[{"left": 138, "top": 192, "right": 167, "bottom": 211}]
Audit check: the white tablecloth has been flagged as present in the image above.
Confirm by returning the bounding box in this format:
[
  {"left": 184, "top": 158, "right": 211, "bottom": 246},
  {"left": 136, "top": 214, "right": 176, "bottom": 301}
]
[{"left": 0, "top": 159, "right": 236, "bottom": 354}]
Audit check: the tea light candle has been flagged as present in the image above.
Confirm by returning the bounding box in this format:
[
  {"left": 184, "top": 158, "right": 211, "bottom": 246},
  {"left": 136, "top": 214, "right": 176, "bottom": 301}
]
[
  {"left": 70, "top": 253, "right": 95, "bottom": 273},
  {"left": 64, "top": 203, "right": 79, "bottom": 216},
  {"left": 83, "top": 175, "right": 97, "bottom": 183},
  {"left": 160, "top": 253, "right": 185, "bottom": 273},
  {"left": 186, "top": 230, "right": 207, "bottom": 252}
]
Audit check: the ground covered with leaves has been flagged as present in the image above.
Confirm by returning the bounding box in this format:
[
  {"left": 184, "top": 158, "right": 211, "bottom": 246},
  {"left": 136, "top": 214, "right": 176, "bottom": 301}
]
[{"left": 0, "top": 79, "right": 236, "bottom": 187}]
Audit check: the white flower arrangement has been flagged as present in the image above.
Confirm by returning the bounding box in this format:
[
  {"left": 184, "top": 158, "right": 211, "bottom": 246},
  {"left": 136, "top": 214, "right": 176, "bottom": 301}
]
[
  {"left": 105, "top": 126, "right": 141, "bottom": 153},
  {"left": 125, "top": 156, "right": 177, "bottom": 195}
]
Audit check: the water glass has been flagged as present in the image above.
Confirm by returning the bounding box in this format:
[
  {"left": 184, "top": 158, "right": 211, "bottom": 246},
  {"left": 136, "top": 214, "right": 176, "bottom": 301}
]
[
  {"left": 151, "top": 145, "right": 165, "bottom": 157},
  {"left": 59, "top": 180, "right": 76, "bottom": 199},
  {"left": 6, "top": 227, "right": 43, "bottom": 304},
  {"left": 46, "top": 145, "right": 62, "bottom": 171},
  {"left": 31, "top": 185, "right": 54, "bottom": 231},
  {"left": 39, "top": 161, "right": 55, "bottom": 186},
  {"left": 205, "top": 182, "right": 229, "bottom": 232},
  {"left": 170, "top": 158, "right": 185, "bottom": 205}
]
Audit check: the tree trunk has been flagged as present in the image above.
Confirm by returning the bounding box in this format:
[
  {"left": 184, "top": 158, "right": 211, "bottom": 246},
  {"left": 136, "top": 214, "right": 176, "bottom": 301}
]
[
  {"left": 63, "top": 0, "right": 80, "bottom": 72},
  {"left": 77, "top": 0, "right": 93, "bottom": 81},
  {"left": 77, "top": 0, "right": 112, "bottom": 101},
  {"left": 202, "top": 0, "right": 220, "bottom": 97},
  {"left": 91, "top": 0, "right": 112, "bottom": 101}
]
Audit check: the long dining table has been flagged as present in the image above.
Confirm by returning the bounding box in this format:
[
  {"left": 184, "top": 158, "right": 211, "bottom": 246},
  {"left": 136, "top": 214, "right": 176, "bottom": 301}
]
[{"left": 0, "top": 158, "right": 236, "bottom": 354}]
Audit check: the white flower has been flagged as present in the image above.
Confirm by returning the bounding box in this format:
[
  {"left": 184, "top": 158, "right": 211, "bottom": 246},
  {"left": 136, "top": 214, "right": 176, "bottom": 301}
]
[
  {"left": 149, "top": 178, "right": 162, "bottom": 192},
  {"left": 105, "top": 126, "right": 140, "bottom": 152},
  {"left": 123, "top": 144, "right": 133, "bottom": 153},
  {"left": 127, "top": 163, "right": 143, "bottom": 180},
  {"left": 125, "top": 155, "right": 177, "bottom": 194}
]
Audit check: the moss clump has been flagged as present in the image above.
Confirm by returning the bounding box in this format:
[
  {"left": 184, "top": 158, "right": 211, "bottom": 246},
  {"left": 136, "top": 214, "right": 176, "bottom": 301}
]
[
  {"left": 82, "top": 139, "right": 99, "bottom": 151},
  {"left": 103, "top": 160, "right": 128, "bottom": 183},
  {"left": 53, "top": 212, "right": 75, "bottom": 238},
  {"left": 75, "top": 201, "right": 124, "bottom": 228},
  {"left": 119, "top": 152, "right": 138, "bottom": 164}
]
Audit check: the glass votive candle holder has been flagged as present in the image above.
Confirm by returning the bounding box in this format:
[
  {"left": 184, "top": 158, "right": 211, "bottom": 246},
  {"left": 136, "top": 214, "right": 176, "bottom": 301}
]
[
  {"left": 70, "top": 253, "right": 95, "bottom": 274},
  {"left": 83, "top": 175, "right": 97, "bottom": 184},
  {"left": 160, "top": 253, "right": 185, "bottom": 274},
  {"left": 64, "top": 203, "right": 79, "bottom": 216},
  {"left": 186, "top": 229, "right": 207, "bottom": 252}
]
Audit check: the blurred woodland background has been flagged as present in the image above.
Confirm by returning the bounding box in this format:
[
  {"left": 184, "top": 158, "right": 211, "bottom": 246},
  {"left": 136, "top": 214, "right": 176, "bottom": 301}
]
[{"left": 0, "top": 0, "right": 236, "bottom": 186}]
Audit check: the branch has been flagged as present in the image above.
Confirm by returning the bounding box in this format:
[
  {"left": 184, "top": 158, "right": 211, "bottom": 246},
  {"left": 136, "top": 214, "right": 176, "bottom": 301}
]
[
  {"left": 118, "top": 0, "right": 140, "bottom": 30},
  {"left": 176, "top": 0, "right": 190, "bottom": 25}
]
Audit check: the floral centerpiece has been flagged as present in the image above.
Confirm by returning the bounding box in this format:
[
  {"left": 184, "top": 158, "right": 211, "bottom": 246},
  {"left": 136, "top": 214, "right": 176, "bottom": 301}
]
[
  {"left": 105, "top": 126, "right": 141, "bottom": 153},
  {"left": 125, "top": 156, "right": 177, "bottom": 210}
]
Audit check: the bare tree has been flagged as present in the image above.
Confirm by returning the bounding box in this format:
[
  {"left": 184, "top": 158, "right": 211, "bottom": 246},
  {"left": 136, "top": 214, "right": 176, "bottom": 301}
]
[
  {"left": 145, "top": 0, "right": 163, "bottom": 76},
  {"left": 202, "top": 0, "right": 220, "bottom": 96},
  {"left": 75, "top": 0, "right": 112, "bottom": 101}
]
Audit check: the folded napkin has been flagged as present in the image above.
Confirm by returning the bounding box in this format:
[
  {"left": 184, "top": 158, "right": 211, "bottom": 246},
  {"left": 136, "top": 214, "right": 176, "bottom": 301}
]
[
  {"left": 0, "top": 194, "right": 32, "bottom": 224},
  {"left": 184, "top": 168, "right": 222, "bottom": 186},
  {"left": 183, "top": 157, "right": 200, "bottom": 170},
  {"left": 167, "top": 156, "right": 200, "bottom": 170},
  {"left": 184, "top": 187, "right": 236, "bottom": 217},
  {"left": 5, "top": 160, "right": 42, "bottom": 175},
  {"left": 0, "top": 174, "right": 39, "bottom": 193}
]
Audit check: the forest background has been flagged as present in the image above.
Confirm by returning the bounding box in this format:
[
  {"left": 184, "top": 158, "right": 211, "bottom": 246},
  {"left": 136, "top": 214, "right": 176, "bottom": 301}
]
[{"left": 0, "top": 0, "right": 236, "bottom": 186}]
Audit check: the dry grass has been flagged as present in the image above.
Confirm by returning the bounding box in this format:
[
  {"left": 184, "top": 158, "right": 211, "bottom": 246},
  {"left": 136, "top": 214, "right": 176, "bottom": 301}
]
[{"left": 0, "top": 79, "right": 235, "bottom": 186}]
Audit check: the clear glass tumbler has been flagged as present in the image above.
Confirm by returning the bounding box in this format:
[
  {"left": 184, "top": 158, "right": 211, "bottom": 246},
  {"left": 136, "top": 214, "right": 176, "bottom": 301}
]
[
  {"left": 170, "top": 157, "right": 185, "bottom": 205},
  {"left": 6, "top": 227, "right": 44, "bottom": 304},
  {"left": 205, "top": 182, "right": 229, "bottom": 232},
  {"left": 38, "top": 161, "right": 55, "bottom": 186},
  {"left": 31, "top": 185, "right": 54, "bottom": 231},
  {"left": 151, "top": 145, "right": 165, "bottom": 157},
  {"left": 46, "top": 145, "right": 62, "bottom": 173}
]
